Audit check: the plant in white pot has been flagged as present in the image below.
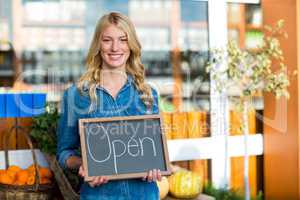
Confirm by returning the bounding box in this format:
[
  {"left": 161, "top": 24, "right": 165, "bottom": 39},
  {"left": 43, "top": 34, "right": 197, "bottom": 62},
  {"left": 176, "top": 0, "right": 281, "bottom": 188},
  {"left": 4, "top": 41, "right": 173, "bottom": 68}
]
[{"left": 206, "top": 20, "right": 293, "bottom": 200}]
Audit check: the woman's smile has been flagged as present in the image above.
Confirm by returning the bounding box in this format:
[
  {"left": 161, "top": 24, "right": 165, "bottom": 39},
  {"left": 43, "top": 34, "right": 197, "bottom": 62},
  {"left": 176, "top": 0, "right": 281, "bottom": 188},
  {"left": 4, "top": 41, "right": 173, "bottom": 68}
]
[{"left": 108, "top": 53, "right": 124, "bottom": 60}]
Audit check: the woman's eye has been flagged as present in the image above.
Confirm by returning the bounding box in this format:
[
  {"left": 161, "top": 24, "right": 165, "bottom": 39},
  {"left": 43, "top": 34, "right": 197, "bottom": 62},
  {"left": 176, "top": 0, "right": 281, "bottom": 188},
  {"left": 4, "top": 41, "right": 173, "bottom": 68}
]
[
  {"left": 102, "top": 39, "right": 110, "bottom": 42},
  {"left": 121, "top": 39, "right": 128, "bottom": 42}
]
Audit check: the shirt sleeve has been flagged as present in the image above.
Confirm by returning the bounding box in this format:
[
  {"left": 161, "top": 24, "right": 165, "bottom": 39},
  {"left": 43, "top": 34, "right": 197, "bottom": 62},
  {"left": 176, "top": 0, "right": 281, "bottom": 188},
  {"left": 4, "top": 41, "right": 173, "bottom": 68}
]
[{"left": 56, "top": 88, "right": 80, "bottom": 169}]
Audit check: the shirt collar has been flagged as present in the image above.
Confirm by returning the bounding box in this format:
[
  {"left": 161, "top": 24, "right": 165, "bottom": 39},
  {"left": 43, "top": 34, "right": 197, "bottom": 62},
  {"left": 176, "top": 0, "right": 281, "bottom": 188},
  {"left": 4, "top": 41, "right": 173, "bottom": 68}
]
[
  {"left": 96, "top": 73, "right": 133, "bottom": 90},
  {"left": 126, "top": 74, "right": 133, "bottom": 85}
]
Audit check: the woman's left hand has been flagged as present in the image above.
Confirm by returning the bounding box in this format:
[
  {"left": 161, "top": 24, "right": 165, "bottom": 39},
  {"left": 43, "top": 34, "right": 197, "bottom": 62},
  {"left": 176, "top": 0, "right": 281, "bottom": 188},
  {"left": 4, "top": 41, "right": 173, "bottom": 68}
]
[{"left": 142, "top": 169, "right": 162, "bottom": 182}]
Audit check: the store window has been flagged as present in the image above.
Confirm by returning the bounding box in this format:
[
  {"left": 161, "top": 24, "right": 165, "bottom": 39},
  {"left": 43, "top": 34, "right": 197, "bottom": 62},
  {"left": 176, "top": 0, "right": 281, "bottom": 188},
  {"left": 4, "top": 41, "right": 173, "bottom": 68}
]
[
  {"left": 127, "top": 0, "right": 209, "bottom": 112},
  {"left": 19, "top": 0, "right": 210, "bottom": 110},
  {"left": 20, "top": 0, "right": 86, "bottom": 85}
]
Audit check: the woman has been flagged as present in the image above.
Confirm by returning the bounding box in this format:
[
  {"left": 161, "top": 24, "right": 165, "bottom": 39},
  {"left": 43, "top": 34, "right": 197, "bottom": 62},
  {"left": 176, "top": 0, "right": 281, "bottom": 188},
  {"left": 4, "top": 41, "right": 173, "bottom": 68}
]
[{"left": 57, "top": 12, "right": 161, "bottom": 200}]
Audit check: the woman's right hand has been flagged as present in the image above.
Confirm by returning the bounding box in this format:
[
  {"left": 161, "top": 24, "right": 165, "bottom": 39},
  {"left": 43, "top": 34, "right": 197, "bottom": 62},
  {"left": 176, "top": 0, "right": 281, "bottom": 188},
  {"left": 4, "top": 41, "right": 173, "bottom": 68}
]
[{"left": 78, "top": 165, "right": 109, "bottom": 187}]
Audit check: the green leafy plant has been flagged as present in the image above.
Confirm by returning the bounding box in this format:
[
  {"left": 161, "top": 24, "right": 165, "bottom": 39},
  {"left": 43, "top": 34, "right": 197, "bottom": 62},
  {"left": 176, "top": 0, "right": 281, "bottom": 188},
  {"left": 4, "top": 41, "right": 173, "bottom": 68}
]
[
  {"left": 30, "top": 103, "right": 60, "bottom": 155},
  {"left": 203, "top": 183, "right": 263, "bottom": 200},
  {"left": 206, "top": 20, "right": 291, "bottom": 100},
  {"left": 206, "top": 20, "right": 292, "bottom": 200}
]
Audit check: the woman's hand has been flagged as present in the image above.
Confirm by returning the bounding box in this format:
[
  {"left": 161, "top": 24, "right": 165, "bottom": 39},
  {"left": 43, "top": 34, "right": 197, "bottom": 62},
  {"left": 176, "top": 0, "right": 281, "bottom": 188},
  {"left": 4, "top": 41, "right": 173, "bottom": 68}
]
[
  {"left": 78, "top": 165, "right": 109, "bottom": 187},
  {"left": 66, "top": 155, "right": 82, "bottom": 169},
  {"left": 142, "top": 169, "right": 162, "bottom": 182}
]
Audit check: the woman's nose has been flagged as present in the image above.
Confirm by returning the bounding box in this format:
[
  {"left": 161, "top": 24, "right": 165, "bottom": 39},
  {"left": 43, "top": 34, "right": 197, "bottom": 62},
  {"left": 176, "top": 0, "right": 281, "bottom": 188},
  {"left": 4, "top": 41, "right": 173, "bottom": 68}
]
[{"left": 111, "top": 41, "right": 119, "bottom": 51}]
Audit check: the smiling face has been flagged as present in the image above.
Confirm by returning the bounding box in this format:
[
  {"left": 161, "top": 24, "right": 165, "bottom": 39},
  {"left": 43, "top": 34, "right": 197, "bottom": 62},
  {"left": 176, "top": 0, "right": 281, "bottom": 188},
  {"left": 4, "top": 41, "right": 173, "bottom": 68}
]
[{"left": 100, "top": 24, "right": 130, "bottom": 71}]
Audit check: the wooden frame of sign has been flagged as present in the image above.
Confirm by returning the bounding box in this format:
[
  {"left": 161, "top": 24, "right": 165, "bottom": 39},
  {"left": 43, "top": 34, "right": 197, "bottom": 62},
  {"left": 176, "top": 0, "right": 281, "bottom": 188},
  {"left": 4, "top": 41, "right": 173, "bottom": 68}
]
[{"left": 79, "top": 114, "right": 171, "bottom": 181}]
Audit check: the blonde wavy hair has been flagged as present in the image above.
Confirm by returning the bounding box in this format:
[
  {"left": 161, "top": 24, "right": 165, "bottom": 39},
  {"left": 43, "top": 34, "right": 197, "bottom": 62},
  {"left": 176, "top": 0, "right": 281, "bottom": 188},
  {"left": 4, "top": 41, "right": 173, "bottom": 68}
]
[{"left": 77, "top": 12, "right": 153, "bottom": 109}]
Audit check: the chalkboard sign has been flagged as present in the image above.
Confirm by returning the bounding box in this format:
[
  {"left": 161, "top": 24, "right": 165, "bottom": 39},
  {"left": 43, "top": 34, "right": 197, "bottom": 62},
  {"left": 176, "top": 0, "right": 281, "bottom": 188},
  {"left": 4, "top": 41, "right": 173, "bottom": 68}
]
[{"left": 79, "top": 114, "right": 171, "bottom": 181}]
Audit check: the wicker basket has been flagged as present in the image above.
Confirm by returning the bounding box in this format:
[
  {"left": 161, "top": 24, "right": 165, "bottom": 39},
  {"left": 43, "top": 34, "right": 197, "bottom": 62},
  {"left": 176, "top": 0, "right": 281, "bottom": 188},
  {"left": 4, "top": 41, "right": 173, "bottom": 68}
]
[
  {"left": 0, "top": 128, "right": 54, "bottom": 200},
  {"left": 45, "top": 155, "right": 80, "bottom": 200}
]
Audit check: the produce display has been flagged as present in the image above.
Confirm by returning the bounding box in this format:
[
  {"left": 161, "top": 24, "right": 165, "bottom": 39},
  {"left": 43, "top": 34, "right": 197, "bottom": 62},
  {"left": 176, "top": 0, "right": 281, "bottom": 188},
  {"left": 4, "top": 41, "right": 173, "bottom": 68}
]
[
  {"left": 157, "top": 166, "right": 203, "bottom": 199},
  {"left": 0, "top": 164, "right": 53, "bottom": 185},
  {"left": 168, "top": 170, "right": 202, "bottom": 199}
]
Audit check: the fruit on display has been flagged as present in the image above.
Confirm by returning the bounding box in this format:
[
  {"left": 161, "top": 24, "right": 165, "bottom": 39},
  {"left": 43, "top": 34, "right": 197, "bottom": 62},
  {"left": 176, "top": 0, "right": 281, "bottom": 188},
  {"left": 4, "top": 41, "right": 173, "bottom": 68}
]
[
  {"left": 156, "top": 176, "right": 169, "bottom": 199},
  {"left": 39, "top": 167, "right": 53, "bottom": 179},
  {"left": 0, "top": 172, "right": 14, "bottom": 185},
  {"left": 0, "top": 164, "right": 53, "bottom": 186},
  {"left": 7, "top": 165, "right": 22, "bottom": 173},
  {"left": 15, "top": 170, "right": 29, "bottom": 185},
  {"left": 168, "top": 170, "right": 202, "bottom": 199}
]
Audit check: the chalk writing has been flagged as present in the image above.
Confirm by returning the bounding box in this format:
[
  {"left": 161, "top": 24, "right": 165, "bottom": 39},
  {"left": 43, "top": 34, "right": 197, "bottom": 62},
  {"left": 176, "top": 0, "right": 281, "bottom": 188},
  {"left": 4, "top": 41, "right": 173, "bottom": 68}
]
[{"left": 86, "top": 123, "right": 157, "bottom": 173}]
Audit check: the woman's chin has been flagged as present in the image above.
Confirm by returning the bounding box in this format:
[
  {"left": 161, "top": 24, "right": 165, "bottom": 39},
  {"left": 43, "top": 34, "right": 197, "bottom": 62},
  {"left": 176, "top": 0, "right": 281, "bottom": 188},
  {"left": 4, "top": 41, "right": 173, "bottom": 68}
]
[{"left": 103, "top": 63, "right": 126, "bottom": 70}]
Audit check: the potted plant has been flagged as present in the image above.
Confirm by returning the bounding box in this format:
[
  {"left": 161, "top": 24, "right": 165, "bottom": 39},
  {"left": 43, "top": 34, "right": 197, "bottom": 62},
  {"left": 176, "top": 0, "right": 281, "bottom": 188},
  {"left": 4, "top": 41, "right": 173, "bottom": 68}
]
[{"left": 206, "top": 20, "right": 293, "bottom": 200}]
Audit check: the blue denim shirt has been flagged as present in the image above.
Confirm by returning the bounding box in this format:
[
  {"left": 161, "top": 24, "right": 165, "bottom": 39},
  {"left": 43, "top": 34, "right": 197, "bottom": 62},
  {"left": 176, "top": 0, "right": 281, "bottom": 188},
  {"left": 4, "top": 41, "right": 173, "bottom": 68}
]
[{"left": 57, "top": 75, "right": 159, "bottom": 200}]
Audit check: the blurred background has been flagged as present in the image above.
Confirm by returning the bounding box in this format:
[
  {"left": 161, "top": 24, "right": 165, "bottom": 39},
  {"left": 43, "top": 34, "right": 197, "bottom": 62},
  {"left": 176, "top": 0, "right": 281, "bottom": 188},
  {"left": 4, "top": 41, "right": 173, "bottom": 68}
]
[{"left": 0, "top": 0, "right": 262, "bottom": 112}]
